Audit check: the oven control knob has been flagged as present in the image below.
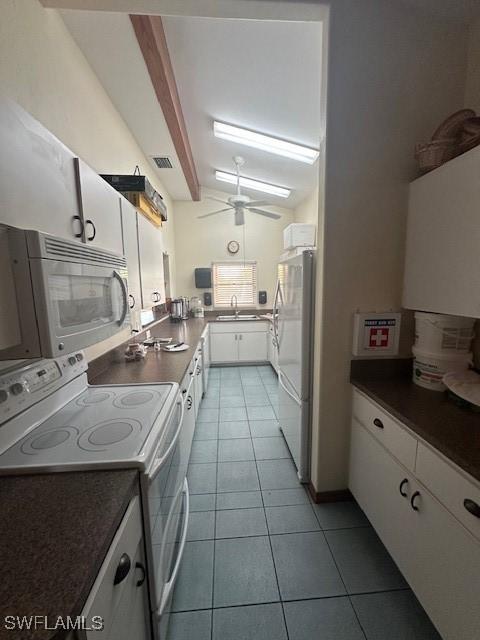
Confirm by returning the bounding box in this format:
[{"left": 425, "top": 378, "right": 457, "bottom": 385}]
[
  {"left": 68, "top": 356, "right": 77, "bottom": 366},
  {"left": 76, "top": 353, "right": 84, "bottom": 362},
  {"left": 10, "top": 383, "right": 24, "bottom": 396},
  {"left": 0, "top": 389, "right": 8, "bottom": 403}
]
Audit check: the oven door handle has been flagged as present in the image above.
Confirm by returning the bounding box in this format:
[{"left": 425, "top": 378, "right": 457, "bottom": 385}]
[
  {"left": 148, "top": 400, "right": 184, "bottom": 481},
  {"left": 113, "top": 270, "right": 128, "bottom": 326},
  {"left": 159, "top": 478, "right": 190, "bottom": 616}
]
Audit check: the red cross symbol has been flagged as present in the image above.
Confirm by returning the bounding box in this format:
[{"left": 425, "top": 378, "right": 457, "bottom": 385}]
[{"left": 369, "top": 328, "right": 389, "bottom": 347}]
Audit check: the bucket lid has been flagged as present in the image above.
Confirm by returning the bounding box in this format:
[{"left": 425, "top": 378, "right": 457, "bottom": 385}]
[
  {"left": 412, "top": 345, "right": 472, "bottom": 361},
  {"left": 414, "top": 311, "right": 475, "bottom": 326}
]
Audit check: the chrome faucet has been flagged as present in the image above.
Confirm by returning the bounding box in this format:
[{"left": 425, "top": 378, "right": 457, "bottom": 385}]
[{"left": 230, "top": 295, "right": 239, "bottom": 319}]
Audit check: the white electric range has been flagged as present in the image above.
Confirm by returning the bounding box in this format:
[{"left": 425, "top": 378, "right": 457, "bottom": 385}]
[{"left": 0, "top": 352, "right": 191, "bottom": 640}]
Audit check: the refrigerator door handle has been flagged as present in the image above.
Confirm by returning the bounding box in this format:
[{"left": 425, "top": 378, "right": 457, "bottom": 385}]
[
  {"left": 278, "top": 370, "right": 302, "bottom": 407},
  {"left": 272, "top": 279, "right": 280, "bottom": 348}
]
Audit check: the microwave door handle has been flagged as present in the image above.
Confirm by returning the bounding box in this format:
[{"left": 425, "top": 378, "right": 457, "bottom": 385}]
[{"left": 113, "top": 270, "right": 128, "bottom": 326}]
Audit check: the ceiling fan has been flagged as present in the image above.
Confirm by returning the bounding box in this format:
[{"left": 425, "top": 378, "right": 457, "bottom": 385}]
[{"left": 198, "top": 156, "right": 281, "bottom": 226}]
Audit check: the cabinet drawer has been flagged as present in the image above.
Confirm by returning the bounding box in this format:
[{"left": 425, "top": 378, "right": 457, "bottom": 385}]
[
  {"left": 352, "top": 389, "right": 417, "bottom": 471},
  {"left": 416, "top": 442, "right": 480, "bottom": 542},
  {"left": 210, "top": 321, "right": 268, "bottom": 334}
]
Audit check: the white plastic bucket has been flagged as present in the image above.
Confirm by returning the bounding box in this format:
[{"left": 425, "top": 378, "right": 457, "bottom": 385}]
[
  {"left": 412, "top": 346, "right": 472, "bottom": 392},
  {"left": 414, "top": 312, "right": 474, "bottom": 353}
]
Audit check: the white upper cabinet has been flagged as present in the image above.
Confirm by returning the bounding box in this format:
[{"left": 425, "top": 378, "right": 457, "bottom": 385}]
[
  {"left": 403, "top": 146, "right": 480, "bottom": 318},
  {"left": 0, "top": 98, "right": 82, "bottom": 239},
  {"left": 137, "top": 213, "right": 165, "bottom": 309},
  {"left": 74, "top": 158, "right": 124, "bottom": 255},
  {"left": 120, "top": 199, "right": 142, "bottom": 323}
]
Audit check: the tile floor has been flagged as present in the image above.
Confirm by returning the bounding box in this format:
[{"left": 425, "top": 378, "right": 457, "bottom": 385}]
[{"left": 169, "top": 365, "right": 441, "bottom": 640}]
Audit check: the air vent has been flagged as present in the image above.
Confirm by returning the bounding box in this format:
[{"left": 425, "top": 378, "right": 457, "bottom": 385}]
[{"left": 153, "top": 156, "right": 173, "bottom": 169}]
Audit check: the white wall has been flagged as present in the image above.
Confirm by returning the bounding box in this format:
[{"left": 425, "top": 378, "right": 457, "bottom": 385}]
[
  {"left": 294, "top": 187, "right": 319, "bottom": 227},
  {"left": 312, "top": 0, "right": 469, "bottom": 493},
  {"left": 173, "top": 188, "right": 294, "bottom": 306},
  {"left": 465, "top": 18, "right": 480, "bottom": 111},
  {"left": 0, "top": 0, "right": 177, "bottom": 360}
]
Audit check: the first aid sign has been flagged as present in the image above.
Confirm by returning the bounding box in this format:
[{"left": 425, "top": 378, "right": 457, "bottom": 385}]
[{"left": 352, "top": 313, "right": 401, "bottom": 356}]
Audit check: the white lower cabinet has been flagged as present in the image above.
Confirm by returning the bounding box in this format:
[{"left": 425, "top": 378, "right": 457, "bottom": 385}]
[
  {"left": 210, "top": 332, "right": 238, "bottom": 363},
  {"left": 209, "top": 322, "right": 268, "bottom": 364},
  {"left": 268, "top": 324, "right": 278, "bottom": 372},
  {"left": 349, "top": 392, "right": 480, "bottom": 640},
  {"left": 238, "top": 332, "right": 267, "bottom": 362},
  {"left": 81, "top": 496, "right": 149, "bottom": 640}
]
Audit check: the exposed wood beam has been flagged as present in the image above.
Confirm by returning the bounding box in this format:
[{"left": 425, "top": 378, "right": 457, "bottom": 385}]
[{"left": 130, "top": 14, "right": 200, "bottom": 201}]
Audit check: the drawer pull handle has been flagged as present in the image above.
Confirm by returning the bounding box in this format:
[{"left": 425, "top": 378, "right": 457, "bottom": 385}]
[
  {"left": 114, "top": 553, "right": 131, "bottom": 585},
  {"left": 135, "top": 561, "right": 146, "bottom": 587},
  {"left": 399, "top": 478, "right": 409, "bottom": 498},
  {"left": 373, "top": 418, "right": 384, "bottom": 429},
  {"left": 464, "top": 498, "right": 480, "bottom": 518},
  {"left": 411, "top": 491, "right": 421, "bottom": 512}
]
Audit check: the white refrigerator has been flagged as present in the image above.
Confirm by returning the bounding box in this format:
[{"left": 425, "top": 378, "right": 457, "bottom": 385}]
[{"left": 273, "top": 250, "right": 315, "bottom": 482}]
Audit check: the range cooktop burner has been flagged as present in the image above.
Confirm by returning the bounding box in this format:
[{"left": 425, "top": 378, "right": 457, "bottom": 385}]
[
  {"left": 76, "top": 391, "right": 114, "bottom": 407},
  {"left": 21, "top": 427, "right": 79, "bottom": 455},
  {"left": 79, "top": 419, "right": 142, "bottom": 452},
  {"left": 114, "top": 391, "right": 156, "bottom": 408}
]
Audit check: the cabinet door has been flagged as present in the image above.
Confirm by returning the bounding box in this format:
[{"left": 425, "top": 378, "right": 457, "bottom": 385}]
[
  {"left": 137, "top": 213, "right": 165, "bottom": 309},
  {"left": 210, "top": 333, "right": 238, "bottom": 363},
  {"left": 75, "top": 158, "right": 123, "bottom": 254},
  {"left": 403, "top": 145, "right": 480, "bottom": 317},
  {"left": 349, "top": 419, "right": 415, "bottom": 581},
  {"left": 238, "top": 332, "right": 268, "bottom": 362},
  {"left": 120, "top": 199, "right": 141, "bottom": 330},
  {"left": 0, "top": 99, "right": 82, "bottom": 240},
  {"left": 411, "top": 488, "right": 480, "bottom": 640}
]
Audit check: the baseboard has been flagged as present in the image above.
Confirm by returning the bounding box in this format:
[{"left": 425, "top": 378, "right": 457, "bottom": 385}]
[{"left": 307, "top": 484, "right": 353, "bottom": 504}]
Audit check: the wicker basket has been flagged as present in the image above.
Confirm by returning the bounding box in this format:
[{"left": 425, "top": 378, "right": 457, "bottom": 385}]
[{"left": 414, "top": 138, "right": 456, "bottom": 173}]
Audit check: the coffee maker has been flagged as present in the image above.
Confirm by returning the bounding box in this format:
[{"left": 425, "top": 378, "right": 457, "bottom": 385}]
[{"left": 170, "top": 297, "right": 189, "bottom": 322}]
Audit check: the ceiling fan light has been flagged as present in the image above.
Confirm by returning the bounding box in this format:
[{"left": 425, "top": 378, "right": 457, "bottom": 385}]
[
  {"left": 214, "top": 121, "right": 319, "bottom": 164},
  {"left": 215, "top": 170, "right": 290, "bottom": 198}
]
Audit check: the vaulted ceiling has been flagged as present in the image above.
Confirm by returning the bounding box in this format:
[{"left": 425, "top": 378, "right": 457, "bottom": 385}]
[{"left": 61, "top": 11, "right": 323, "bottom": 208}]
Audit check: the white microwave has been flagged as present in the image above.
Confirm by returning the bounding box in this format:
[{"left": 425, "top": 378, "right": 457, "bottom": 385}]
[{"left": 0, "top": 225, "right": 130, "bottom": 360}]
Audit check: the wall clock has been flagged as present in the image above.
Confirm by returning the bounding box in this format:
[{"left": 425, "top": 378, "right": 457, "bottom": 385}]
[{"left": 227, "top": 240, "right": 240, "bottom": 254}]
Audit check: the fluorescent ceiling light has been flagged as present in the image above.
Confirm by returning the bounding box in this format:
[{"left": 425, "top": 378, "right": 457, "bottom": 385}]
[
  {"left": 214, "top": 121, "right": 319, "bottom": 164},
  {"left": 215, "top": 170, "right": 290, "bottom": 198}
]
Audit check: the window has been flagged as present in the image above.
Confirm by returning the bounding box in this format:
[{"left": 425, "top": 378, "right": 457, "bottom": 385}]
[{"left": 212, "top": 261, "right": 257, "bottom": 308}]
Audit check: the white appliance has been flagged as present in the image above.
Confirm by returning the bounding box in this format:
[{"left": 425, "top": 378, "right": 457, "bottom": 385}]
[
  {"left": 0, "top": 225, "right": 129, "bottom": 361},
  {"left": 0, "top": 354, "right": 190, "bottom": 640},
  {"left": 273, "top": 250, "right": 315, "bottom": 482},
  {"left": 283, "top": 223, "right": 316, "bottom": 250}
]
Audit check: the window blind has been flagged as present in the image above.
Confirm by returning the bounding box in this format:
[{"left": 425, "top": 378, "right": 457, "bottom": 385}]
[{"left": 212, "top": 261, "right": 257, "bottom": 307}]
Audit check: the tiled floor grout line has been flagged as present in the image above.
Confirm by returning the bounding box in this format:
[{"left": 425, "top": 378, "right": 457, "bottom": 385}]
[
  {"left": 172, "top": 584, "right": 414, "bottom": 615},
  {"left": 321, "top": 522, "right": 370, "bottom": 640}
]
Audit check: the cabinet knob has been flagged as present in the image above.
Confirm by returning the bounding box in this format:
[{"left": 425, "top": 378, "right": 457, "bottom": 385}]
[
  {"left": 113, "top": 553, "right": 131, "bottom": 585},
  {"left": 410, "top": 491, "right": 421, "bottom": 512},
  {"left": 85, "top": 219, "right": 96, "bottom": 241},
  {"left": 464, "top": 498, "right": 480, "bottom": 518},
  {"left": 135, "top": 561, "right": 146, "bottom": 587},
  {"left": 399, "top": 478, "right": 409, "bottom": 498},
  {"left": 72, "top": 215, "right": 84, "bottom": 239},
  {"left": 373, "top": 418, "right": 384, "bottom": 429}
]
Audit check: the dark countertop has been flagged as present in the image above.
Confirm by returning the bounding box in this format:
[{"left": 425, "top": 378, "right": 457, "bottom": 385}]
[
  {"left": 88, "top": 315, "right": 271, "bottom": 387},
  {"left": 0, "top": 470, "right": 138, "bottom": 640},
  {"left": 351, "top": 359, "right": 480, "bottom": 483},
  {"left": 89, "top": 317, "right": 209, "bottom": 386}
]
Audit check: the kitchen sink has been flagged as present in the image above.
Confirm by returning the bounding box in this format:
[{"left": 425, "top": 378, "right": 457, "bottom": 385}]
[{"left": 216, "top": 314, "right": 260, "bottom": 321}]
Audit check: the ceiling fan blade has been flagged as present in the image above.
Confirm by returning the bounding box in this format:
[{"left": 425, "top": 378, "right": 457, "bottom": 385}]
[
  {"left": 206, "top": 196, "right": 230, "bottom": 205},
  {"left": 198, "top": 207, "right": 233, "bottom": 219},
  {"left": 246, "top": 200, "right": 269, "bottom": 207},
  {"left": 248, "top": 207, "right": 281, "bottom": 220}
]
